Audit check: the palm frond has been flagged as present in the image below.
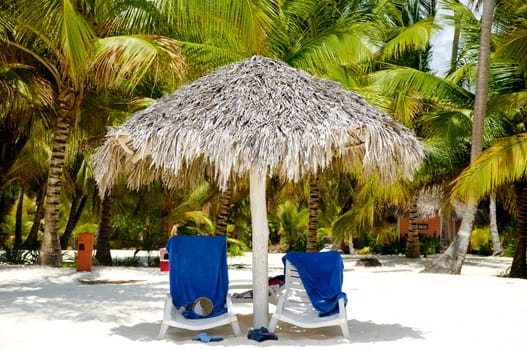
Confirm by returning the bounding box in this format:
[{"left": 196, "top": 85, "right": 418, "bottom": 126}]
[
  {"left": 90, "top": 34, "right": 185, "bottom": 94},
  {"left": 451, "top": 133, "right": 527, "bottom": 203},
  {"left": 368, "top": 67, "right": 473, "bottom": 125},
  {"left": 488, "top": 90, "right": 527, "bottom": 116},
  {"left": 60, "top": 0, "right": 97, "bottom": 87},
  {"left": 381, "top": 17, "right": 435, "bottom": 61},
  {"left": 495, "top": 22, "right": 527, "bottom": 69},
  {"left": 419, "top": 110, "right": 473, "bottom": 141}
]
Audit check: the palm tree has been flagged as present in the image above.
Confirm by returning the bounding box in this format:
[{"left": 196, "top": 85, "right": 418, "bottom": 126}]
[
  {"left": 0, "top": 58, "right": 54, "bottom": 193},
  {"left": 424, "top": 0, "right": 513, "bottom": 274},
  {"left": 450, "top": 0, "right": 527, "bottom": 276},
  {"left": 276, "top": 201, "right": 309, "bottom": 251},
  {"left": 8, "top": 120, "right": 52, "bottom": 249},
  {"left": 1, "top": 0, "right": 185, "bottom": 266},
  {"left": 451, "top": 135, "right": 527, "bottom": 277}
]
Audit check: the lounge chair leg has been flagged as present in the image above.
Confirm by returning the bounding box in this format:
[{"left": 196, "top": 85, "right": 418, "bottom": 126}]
[
  {"left": 232, "top": 319, "right": 242, "bottom": 336},
  {"left": 338, "top": 298, "right": 350, "bottom": 339},
  {"left": 158, "top": 323, "right": 169, "bottom": 339},
  {"left": 340, "top": 322, "right": 350, "bottom": 339},
  {"left": 268, "top": 315, "right": 278, "bottom": 332}
]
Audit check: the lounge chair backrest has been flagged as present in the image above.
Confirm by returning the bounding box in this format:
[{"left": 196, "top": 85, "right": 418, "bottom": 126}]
[{"left": 281, "top": 260, "right": 318, "bottom": 313}]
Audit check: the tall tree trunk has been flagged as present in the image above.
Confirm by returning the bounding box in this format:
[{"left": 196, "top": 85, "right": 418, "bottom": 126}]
[
  {"left": 306, "top": 174, "right": 319, "bottom": 252},
  {"left": 405, "top": 196, "right": 420, "bottom": 258},
  {"left": 348, "top": 236, "right": 355, "bottom": 255},
  {"left": 423, "top": 0, "right": 494, "bottom": 274},
  {"left": 215, "top": 187, "right": 232, "bottom": 236},
  {"left": 14, "top": 186, "right": 24, "bottom": 249},
  {"left": 510, "top": 183, "right": 527, "bottom": 277},
  {"left": 439, "top": 208, "right": 450, "bottom": 253},
  {"left": 60, "top": 194, "right": 87, "bottom": 249},
  {"left": 489, "top": 192, "right": 503, "bottom": 256},
  {"left": 95, "top": 193, "right": 113, "bottom": 266},
  {"left": 23, "top": 185, "right": 46, "bottom": 250},
  {"left": 449, "top": 16, "right": 461, "bottom": 74},
  {"left": 40, "top": 87, "right": 76, "bottom": 266},
  {"left": 160, "top": 207, "right": 171, "bottom": 242}
]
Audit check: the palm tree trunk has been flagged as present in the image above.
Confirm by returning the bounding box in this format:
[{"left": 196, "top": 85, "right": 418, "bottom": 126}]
[
  {"left": 23, "top": 185, "right": 46, "bottom": 250},
  {"left": 160, "top": 197, "right": 171, "bottom": 242},
  {"left": 449, "top": 16, "right": 461, "bottom": 74},
  {"left": 489, "top": 192, "right": 504, "bottom": 256},
  {"left": 40, "top": 87, "right": 76, "bottom": 267},
  {"left": 95, "top": 193, "right": 113, "bottom": 266},
  {"left": 405, "top": 196, "right": 420, "bottom": 258},
  {"left": 510, "top": 183, "right": 527, "bottom": 277},
  {"left": 439, "top": 208, "right": 450, "bottom": 253},
  {"left": 14, "top": 186, "right": 24, "bottom": 249},
  {"left": 60, "top": 194, "right": 87, "bottom": 249},
  {"left": 215, "top": 187, "right": 232, "bottom": 236},
  {"left": 306, "top": 174, "right": 319, "bottom": 252}
]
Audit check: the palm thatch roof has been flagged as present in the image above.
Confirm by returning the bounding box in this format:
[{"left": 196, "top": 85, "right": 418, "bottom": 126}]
[{"left": 92, "top": 55, "right": 424, "bottom": 195}]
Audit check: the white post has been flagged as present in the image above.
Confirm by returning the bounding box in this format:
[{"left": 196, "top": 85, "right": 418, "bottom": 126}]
[{"left": 249, "top": 168, "right": 269, "bottom": 328}]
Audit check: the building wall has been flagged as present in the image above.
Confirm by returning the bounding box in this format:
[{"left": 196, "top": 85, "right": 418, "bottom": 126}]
[{"left": 399, "top": 215, "right": 442, "bottom": 238}]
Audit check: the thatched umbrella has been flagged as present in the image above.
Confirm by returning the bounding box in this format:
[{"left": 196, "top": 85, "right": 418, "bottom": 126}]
[{"left": 92, "top": 55, "right": 425, "bottom": 328}]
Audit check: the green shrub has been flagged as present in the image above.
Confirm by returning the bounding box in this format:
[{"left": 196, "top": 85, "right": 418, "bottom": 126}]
[
  {"left": 470, "top": 227, "right": 492, "bottom": 256},
  {"left": 419, "top": 235, "right": 441, "bottom": 256},
  {"left": 113, "top": 255, "right": 143, "bottom": 267},
  {"left": 0, "top": 249, "right": 39, "bottom": 264}
]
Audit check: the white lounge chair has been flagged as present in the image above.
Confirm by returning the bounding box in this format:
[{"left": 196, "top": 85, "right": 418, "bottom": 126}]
[
  {"left": 158, "top": 235, "right": 241, "bottom": 338},
  {"left": 268, "top": 252, "right": 350, "bottom": 339}
]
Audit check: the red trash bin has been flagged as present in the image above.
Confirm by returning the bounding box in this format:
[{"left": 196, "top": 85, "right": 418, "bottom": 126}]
[
  {"left": 77, "top": 233, "right": 94, "bottom": 272},
  {"left": 160, "top": 248, "right": 169, "bottom": 272}
]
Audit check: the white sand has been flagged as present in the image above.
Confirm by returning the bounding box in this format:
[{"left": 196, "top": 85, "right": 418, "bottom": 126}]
[{"left": 1, "top": 252, "right": 526, "bottom": 349}]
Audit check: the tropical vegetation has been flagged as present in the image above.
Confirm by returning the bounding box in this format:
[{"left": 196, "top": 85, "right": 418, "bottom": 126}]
[{"left": 0, "top": 0, "right": 526, "bottom": 278}]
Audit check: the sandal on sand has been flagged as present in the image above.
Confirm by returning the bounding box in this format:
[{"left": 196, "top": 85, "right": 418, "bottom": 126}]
[
  {"left": 247, "top": 327, "right": 278, "bottom": 342},
  {"left": 192, "top": 332, "right": 224, "bottom": 343}
]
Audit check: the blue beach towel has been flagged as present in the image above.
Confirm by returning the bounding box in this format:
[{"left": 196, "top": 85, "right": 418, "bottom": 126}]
[
  {"left": 166, "top": 235, "right": 228, "bottom": 319},
  {"left": 283, "top": 251, "right": 347, "bottom": 317}
]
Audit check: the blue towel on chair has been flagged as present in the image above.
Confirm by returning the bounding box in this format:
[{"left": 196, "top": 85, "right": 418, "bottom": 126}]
[
  {"left": 283, "top": 251, "right": 347, "bottom": 317},
  {"left": 166, "top": 235, "right": 228, "bottom": 319}
]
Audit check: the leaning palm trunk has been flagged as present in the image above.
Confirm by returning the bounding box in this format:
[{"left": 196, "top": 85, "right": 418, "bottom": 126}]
[
  {"left": 489, "top": 192, "right": 504, "bottom": 256},
  {"left": 60, "top": 195, "right": 87, "bottom": 249},
  {"left": 306, "top": 174, "right": 320, "bottom": 252},
  {"left": 15, "top": 186, "right": 24, "bottom": 248},
  {"left": 510, "top": 183, "right": 527, "bottom": 277},
  {"left": 423, "top": 204, "right": 476, "bottom": 274},
  {"left": 23, "top": 185, "right": 46, "bottom": 250},
  {"left": 40, "top": 88, "right": 76, "bottom": 266},
  {"left": 405, "top": 196, "right": 420, "bottom": 258}
]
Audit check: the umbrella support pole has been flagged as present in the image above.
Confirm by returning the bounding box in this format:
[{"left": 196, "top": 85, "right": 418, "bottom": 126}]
[{"left": 250, "top": 168, "right": 270, "bottom": 328}]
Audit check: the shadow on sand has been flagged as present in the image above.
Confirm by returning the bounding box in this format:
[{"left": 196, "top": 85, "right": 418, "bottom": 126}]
[{"left": 111, "top": 317, "right": 423, "bottom": 346}]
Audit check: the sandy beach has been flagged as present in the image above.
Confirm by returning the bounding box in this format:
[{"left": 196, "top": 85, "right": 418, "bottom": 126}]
[{"left": 1, "top": 252, "right": 526, "bottom": 349}]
